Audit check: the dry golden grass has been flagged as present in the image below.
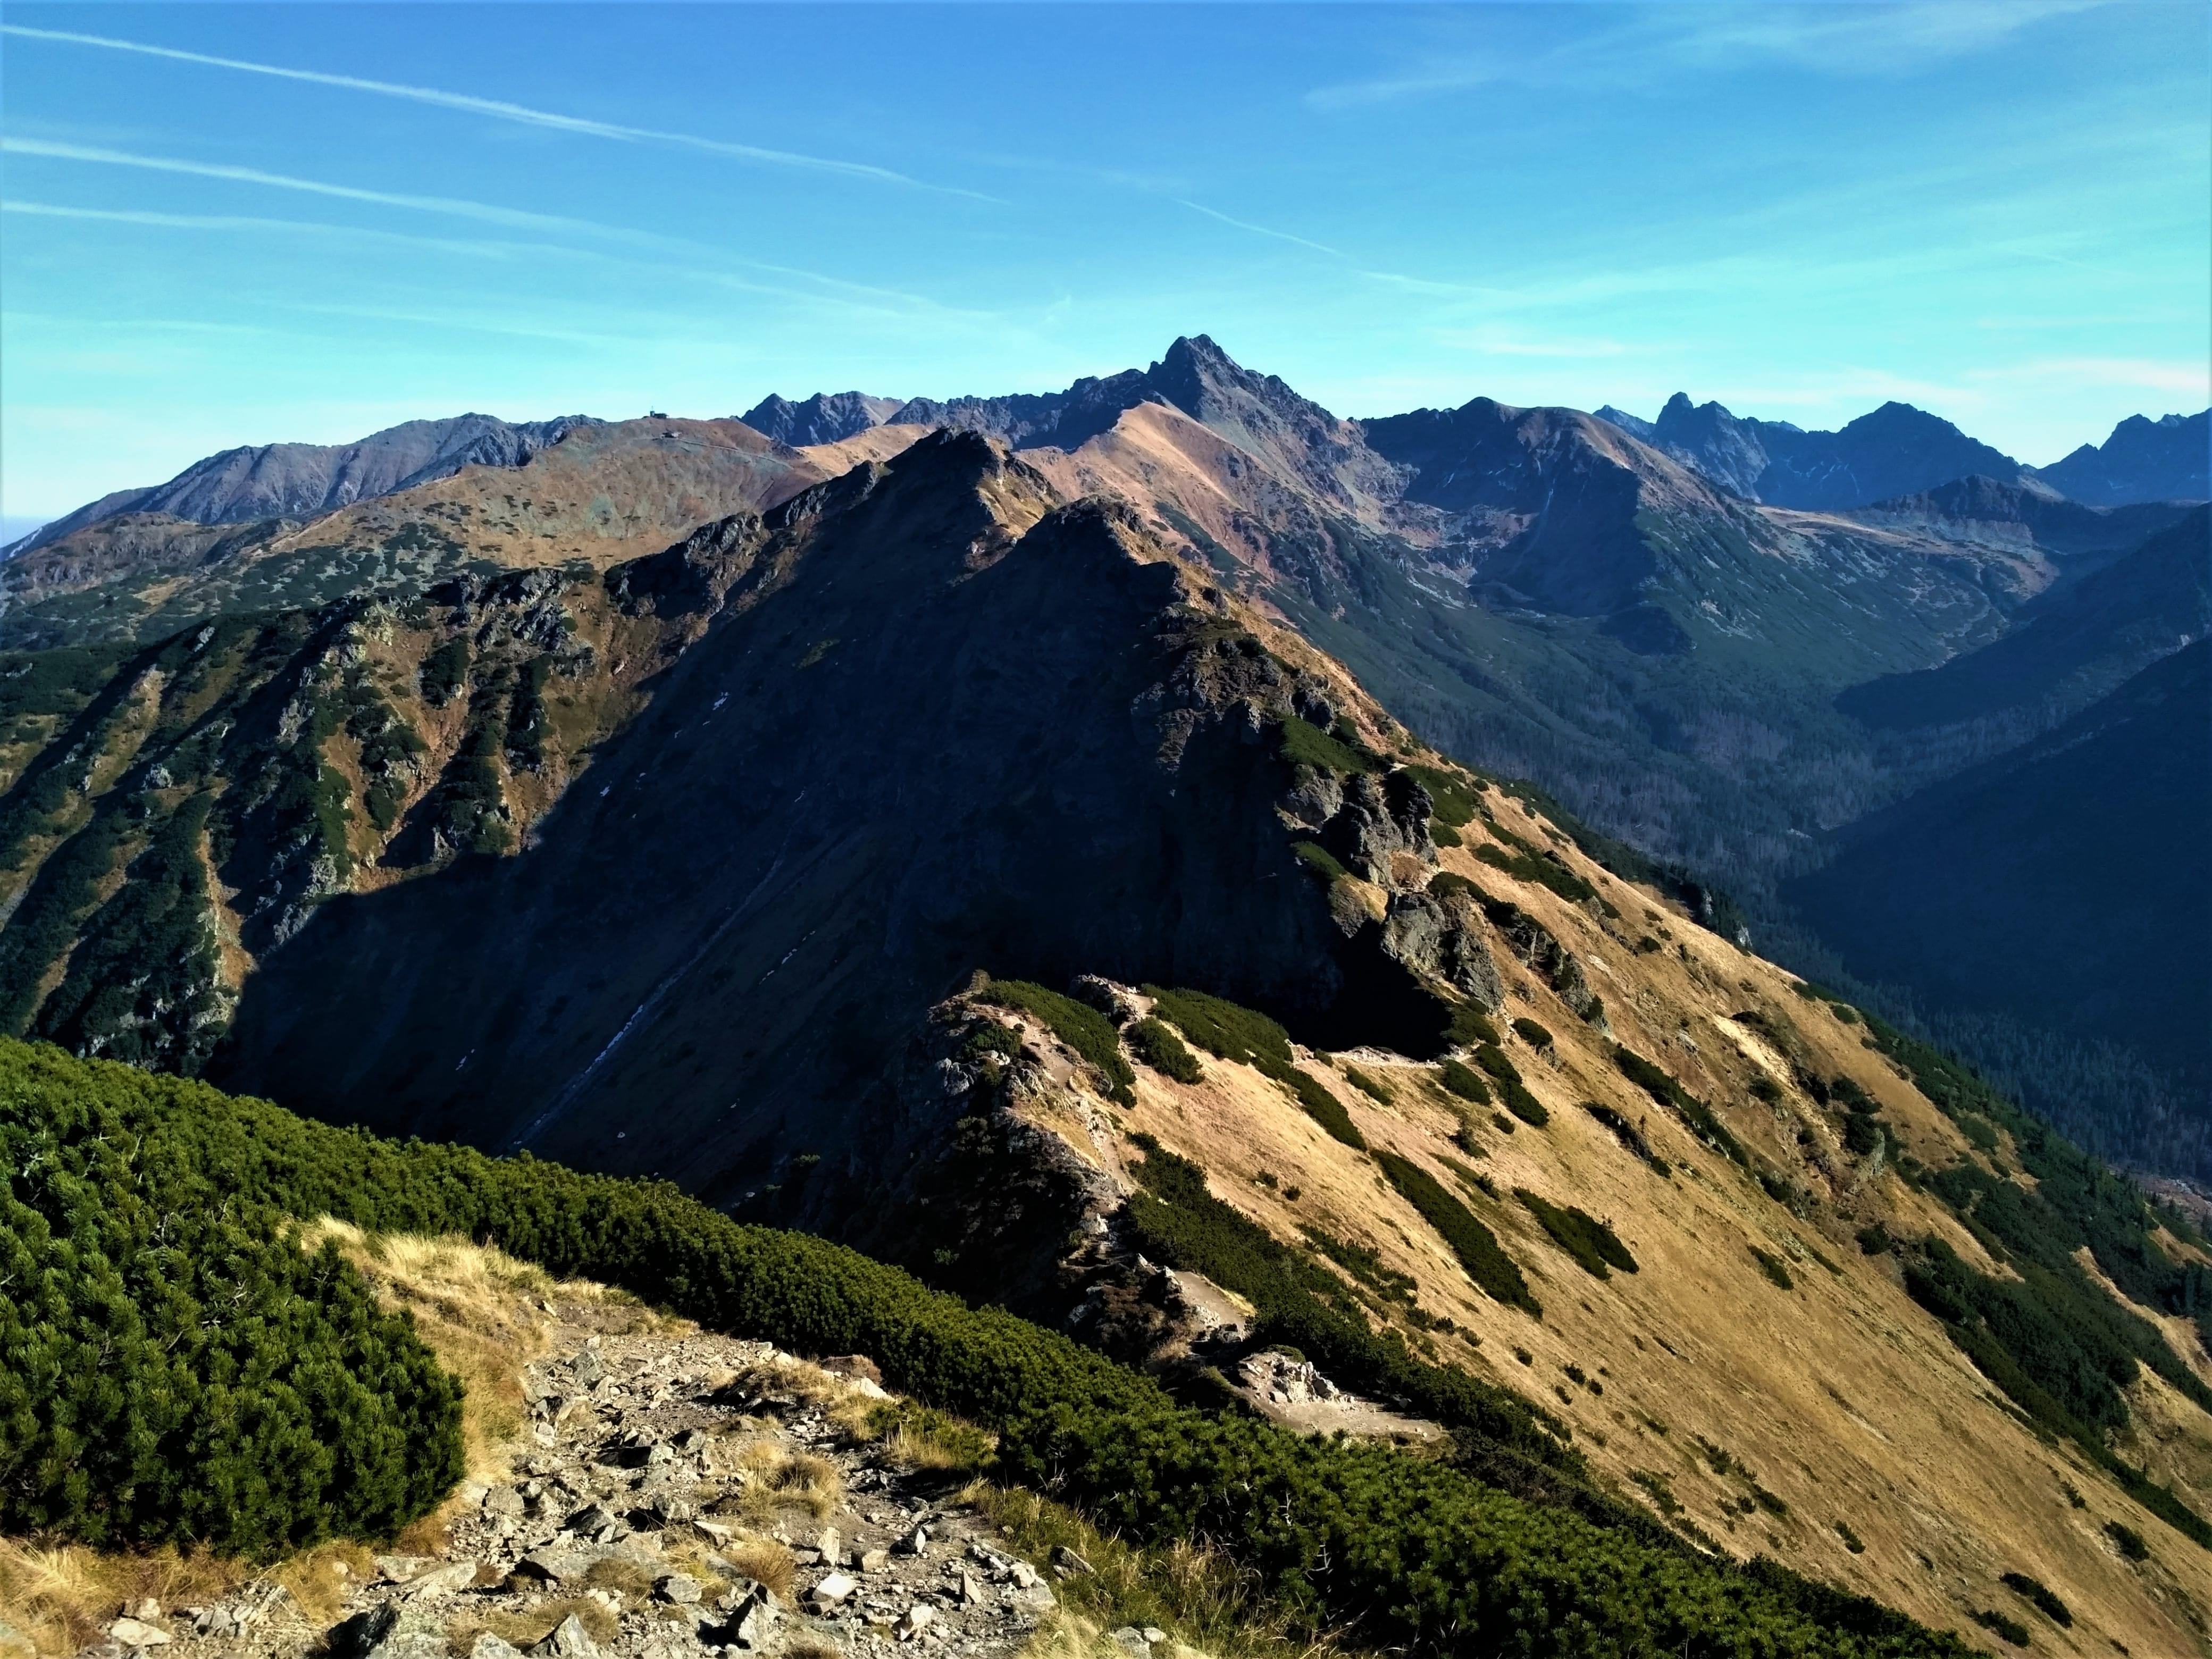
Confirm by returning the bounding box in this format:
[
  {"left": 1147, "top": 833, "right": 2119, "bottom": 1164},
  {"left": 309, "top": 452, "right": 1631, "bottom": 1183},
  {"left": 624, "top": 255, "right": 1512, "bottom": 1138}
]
[
  {"left": 581, "top": 1556, "right": 660, "bottom": 1601},
  {"left": 446, "top": 1595, "right": 617, "bottom": 1651},
  {"left": 0, "top": 1536, "right": 375, "bottom": 1659},
  {"left": 710, "top": 1442, "right": 843, "bottom": 1521},
  {"left": 994, "top": 753, "right": 2212, "bottom": 1657},
  {"left": 716, "top": 1537, "right": 797, "bottom": 1603},
  {"left": 300, "top": 1219, "right": 560, "bottom": 1484}
]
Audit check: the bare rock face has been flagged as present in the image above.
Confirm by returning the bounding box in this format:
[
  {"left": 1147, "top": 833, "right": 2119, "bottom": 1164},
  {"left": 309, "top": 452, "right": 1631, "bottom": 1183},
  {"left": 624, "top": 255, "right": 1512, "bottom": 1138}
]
[
  {"left": 1481, "top": 894, "right": 1601, "bottom": 1021},
  {"left": 1382, "top": 890, "right": 1505, "bottom": 1011},
  {"left": 1281, "top": 764, "right": 1345, "bottom": 830},
  {"left": 1328, "top": 771, "right": 1437, "bottom": 884}
]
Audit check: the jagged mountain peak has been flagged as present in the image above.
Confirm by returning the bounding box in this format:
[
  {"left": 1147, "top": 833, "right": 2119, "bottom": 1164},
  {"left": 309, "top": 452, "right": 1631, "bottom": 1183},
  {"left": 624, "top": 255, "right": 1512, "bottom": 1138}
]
[
  {"left": 2033, "top": 406, "right": 2210, "bottom": 505},
  {"left": 739, "top": 389, "right": 907, "bottom": 447}
]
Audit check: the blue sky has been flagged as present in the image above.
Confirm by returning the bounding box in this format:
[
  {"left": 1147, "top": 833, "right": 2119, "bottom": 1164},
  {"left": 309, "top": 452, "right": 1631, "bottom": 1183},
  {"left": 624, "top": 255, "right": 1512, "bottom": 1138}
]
[{"left": 2, "top": 2, "right": 2207, "bottom": 530}]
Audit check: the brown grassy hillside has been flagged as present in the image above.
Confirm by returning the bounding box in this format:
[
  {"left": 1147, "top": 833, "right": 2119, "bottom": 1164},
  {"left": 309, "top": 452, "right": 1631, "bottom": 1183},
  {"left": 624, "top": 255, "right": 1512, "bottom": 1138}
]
[{"left": 965, "top": 761, "right": 2212, "bottom": 1656}]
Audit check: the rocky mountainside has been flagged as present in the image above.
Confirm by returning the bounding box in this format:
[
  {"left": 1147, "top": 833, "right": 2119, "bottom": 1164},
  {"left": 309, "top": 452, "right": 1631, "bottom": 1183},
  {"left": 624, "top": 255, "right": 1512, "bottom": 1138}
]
[
  {"left": 738, "top": 392, "right": 908, "bottom": 448},
  {"left": 5, "top": 414, "right": 597, "bottom": 559},
  {"left": 1838, "top": 505, "right": 2211, "bottom": 734},
  {"left": 1593, "top": 394, "right": 2025, "bottom": 509},
  {"left": 2035, "top": 409, "right": 2212, "bottom": 506},
  {"left": 0, "top": 418, "right": 854, "bottom": 651},
  {"left": 1844, "top": 474, "right": 2192, "bottom": 570},
  {"left": 0, "top": 430, "right": 1449, "bottom": 1176}
]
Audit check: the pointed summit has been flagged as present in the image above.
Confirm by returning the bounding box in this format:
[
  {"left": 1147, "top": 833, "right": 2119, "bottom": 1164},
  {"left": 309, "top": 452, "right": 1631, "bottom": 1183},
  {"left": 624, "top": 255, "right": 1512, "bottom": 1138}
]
[{"left": 740, "top": 390, "right": 905, "bottom": 447}]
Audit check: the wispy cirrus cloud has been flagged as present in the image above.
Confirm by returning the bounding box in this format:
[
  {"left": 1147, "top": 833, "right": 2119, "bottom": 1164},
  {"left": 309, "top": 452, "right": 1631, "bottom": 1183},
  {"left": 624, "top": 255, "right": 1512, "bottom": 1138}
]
[
  {"left": 1310, "top": 2, "right": 2107, "bottom": 108},
  {"left": 3, "top": 137, "right": 636, "bottom": 239},
  {"left": 1174, "top": 198, "right": 1340, "bottom": 258},
  {"left": 0, "top": 150, "right": 993, "bottom": 323},
  {"left": 0, "top": 23, "right": 996, "bottom": 202}
]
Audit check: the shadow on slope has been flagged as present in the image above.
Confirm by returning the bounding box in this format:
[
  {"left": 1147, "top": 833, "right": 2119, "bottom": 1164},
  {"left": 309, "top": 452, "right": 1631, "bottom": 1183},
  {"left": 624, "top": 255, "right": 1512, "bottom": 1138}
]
[{"left": 213, "top": 433, "right": 1439, "bottom": 1198}]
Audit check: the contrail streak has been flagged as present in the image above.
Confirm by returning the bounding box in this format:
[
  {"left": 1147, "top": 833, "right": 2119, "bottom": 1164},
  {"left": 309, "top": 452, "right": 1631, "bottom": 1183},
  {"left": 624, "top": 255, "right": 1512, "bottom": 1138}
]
[{"left": 1, "top": 22, "right": 999, "bottom": 202}]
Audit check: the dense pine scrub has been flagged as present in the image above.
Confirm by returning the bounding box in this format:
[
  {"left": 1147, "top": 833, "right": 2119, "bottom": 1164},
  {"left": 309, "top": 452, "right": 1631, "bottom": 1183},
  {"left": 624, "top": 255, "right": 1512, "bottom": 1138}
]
[
  {"left": 0, "top": 1042, "right": 1973, "bottom": 1656},
  {"left": 1472, "top": 839, "right": 1598, "bottom": 904},
  {"left": 1275, "top": 716, "right": 1371, "bottom": 777},
  {"left": 1125, "top": 1016, "right": 1202, "bottom": 1083},
  {"left": 1515, "top": 1189, "right": 1639, "bottom": 1279},
  {"left": 1437, "top": 1059, "right": 1492, "bottom": 1105},
  {"left": 1373, "top": 1149, "right": 1541, "bottom": 1315},
  {"left": 981, "top": 979, "right": 1136, "bottom": 1104},
  {"left": 0, "top": 1049, "right": 464, "bottom": 1555},
  {"left": 1616, "top": 1045, "right": 1750, "bottom": 1167}
]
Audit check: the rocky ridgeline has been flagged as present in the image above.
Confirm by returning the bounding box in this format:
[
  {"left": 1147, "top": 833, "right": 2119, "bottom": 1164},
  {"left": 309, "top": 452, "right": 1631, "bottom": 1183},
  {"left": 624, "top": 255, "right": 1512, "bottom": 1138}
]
[{"left": 77, "top": 1326, "right": 1105, "bottom": 1659}]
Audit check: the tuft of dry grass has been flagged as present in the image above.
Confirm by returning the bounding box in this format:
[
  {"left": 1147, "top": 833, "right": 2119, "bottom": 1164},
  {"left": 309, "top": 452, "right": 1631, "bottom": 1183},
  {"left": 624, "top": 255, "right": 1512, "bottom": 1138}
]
[
  {"left": 446, "top": 1596, "right": 617, "bottom": 1651},
  {"left": 713, "top": 1439, "right": 844, "bottom": 1521},
  {"left": 868, "top": 1402, "right": 998, "bottom": 1474},
  {"left": 299, "top": 1219, "right": 560, "bottom": 1484},
  {"left": 0, "top": 1537, "right": 376, "bottom": 1659},
  {"left": 716, "top": 1537, "right": 796, "bottom": 1603},
  {"left": 970, "top": 1488, "right": 1357, "bottom": 1659},
  {"left": 582, "top": 1556, "right": 660, "bottom": 1602}
]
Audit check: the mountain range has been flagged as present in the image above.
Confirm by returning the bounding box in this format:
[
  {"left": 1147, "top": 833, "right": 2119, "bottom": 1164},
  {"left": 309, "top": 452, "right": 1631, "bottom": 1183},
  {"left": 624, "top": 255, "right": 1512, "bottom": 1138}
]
[
  {"left": 4, "top": 335, "right": 2212, "bottom": 1650},
  {"left": 3, "top": 412, "right": 596, "bottom": 558},
  {"left": 2, "top": 336, "right": 2203, "bottom": 1172},
  {"left": 1593, "top": 395, "right": 2210, "bottom": 510}
]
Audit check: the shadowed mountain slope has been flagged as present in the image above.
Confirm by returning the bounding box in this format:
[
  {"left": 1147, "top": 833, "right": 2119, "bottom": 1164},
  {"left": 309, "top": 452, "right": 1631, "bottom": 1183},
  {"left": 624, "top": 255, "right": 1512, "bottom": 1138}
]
[
  {"left": 2035, "top": 409, "right": 2211, "bottom": 506},
  {"left": 199, "top": 431, "right": 1448, "bottom": 1178},
  {"left": 1837, "top": 506, "right": 2211, "bottom": 732},
  {"left": 1592, "top": 394, "right": 2025, "bottom": 509},
  {"left": 1795, "top": 639, "right": 2211, "bottom": 1104}
]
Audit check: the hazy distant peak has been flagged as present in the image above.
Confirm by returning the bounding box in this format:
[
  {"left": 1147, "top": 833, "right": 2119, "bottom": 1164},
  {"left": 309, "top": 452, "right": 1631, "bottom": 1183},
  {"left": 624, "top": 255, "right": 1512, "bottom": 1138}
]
[
  {"left": 739, "top": 390, "right": 906, "bottom": 447},
  {"left": 7, "top": 412, "right": 597, "bottom": 559},
  {"left": 2031, "top": 407, "right": 2209, "bottom": 506},
  {"left": 1592, "top": 404, "right": 1657, "bottom": 440}
]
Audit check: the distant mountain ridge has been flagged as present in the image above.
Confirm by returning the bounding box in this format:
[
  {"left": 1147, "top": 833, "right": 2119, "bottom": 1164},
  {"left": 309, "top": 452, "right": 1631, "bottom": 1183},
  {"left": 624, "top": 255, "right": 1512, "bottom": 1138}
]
[
  {"left": 738, "top": 390, "right": 907, "bottom": 447},
  {"left": 5, "top": 413, "right": 597, "bottom": 558},
  {"left": 2035, "top": 409, "right": 2211, "bottom": 506},
  {"left": 1594, "top": 394, "right": 2024, "bottom": 509},
  {"left": 1597, "top": 393, "right": 2211, "bottom": 510}
]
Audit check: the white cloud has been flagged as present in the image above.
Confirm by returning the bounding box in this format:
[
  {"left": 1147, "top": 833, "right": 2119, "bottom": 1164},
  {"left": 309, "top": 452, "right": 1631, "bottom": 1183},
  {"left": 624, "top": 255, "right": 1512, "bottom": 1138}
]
[
  {"left": 0, "top": 23, "right": 994, "bottom": 201},
  {"left": 1310, "top": 2, "right": 2108, "bottom": 108}
]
